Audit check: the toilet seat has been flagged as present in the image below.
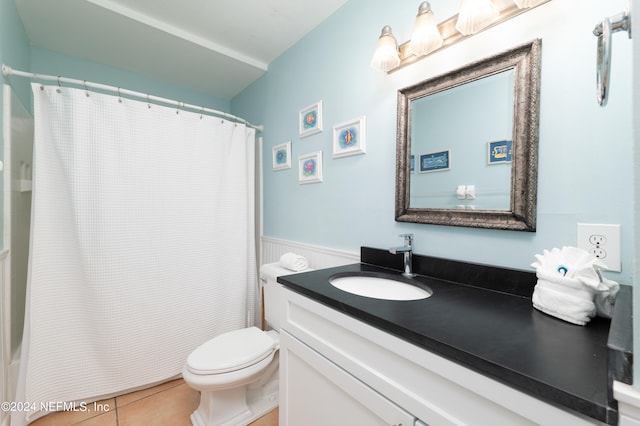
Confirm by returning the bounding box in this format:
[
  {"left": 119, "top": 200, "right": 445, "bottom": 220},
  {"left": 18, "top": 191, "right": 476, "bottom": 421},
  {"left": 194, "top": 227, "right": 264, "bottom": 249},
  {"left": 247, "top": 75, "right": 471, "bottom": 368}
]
[{"left": 186, "top": 326, "right": 277, "bottom": 375}]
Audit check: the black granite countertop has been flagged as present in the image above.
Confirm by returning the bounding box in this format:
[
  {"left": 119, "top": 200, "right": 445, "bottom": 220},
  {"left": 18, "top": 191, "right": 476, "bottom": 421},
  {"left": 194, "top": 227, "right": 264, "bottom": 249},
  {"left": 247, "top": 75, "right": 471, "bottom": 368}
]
[{"left": 277, "top": 247, "right": 632, "bottom": 425}]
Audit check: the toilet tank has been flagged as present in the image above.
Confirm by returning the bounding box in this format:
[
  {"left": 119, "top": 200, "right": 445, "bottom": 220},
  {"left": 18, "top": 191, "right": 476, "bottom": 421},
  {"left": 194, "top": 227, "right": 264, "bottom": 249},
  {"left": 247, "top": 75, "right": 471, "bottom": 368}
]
[{"left": 259, "top": 262, "right": 310, "bottom": 331}]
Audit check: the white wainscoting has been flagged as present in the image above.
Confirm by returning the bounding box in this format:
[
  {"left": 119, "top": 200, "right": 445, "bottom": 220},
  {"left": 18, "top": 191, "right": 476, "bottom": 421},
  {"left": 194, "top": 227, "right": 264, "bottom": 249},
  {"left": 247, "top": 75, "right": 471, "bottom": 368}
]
[{"left": 261, "top": 237, "right": 359, "bottom": 270}]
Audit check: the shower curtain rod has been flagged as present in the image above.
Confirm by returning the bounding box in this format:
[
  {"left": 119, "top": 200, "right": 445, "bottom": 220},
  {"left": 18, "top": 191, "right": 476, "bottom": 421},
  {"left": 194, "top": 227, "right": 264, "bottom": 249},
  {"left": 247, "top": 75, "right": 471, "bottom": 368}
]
[{"left": 1, "top": 64, "right": 264, "bottom": 132}]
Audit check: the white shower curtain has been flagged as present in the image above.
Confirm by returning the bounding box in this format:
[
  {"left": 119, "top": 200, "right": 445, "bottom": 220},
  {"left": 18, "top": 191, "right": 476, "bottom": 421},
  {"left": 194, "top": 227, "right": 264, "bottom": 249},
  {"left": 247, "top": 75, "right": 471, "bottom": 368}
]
[{"left": 14, "top": 83, "right": 256, "bottom": 424}]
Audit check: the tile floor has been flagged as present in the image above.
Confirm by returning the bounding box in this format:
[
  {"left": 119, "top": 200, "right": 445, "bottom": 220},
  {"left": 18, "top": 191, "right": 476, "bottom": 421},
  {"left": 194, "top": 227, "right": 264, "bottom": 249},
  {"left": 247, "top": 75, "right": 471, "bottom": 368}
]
[{"left": 29, "top": 378, "right": 278, "bottom": 426}]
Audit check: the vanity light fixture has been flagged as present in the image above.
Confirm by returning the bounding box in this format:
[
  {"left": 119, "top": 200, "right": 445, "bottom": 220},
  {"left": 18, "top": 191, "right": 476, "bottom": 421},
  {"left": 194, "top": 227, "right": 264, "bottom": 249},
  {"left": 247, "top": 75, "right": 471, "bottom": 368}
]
[
  {"left": 372, "top": 0, "right": 551, "bottom": 74},
  {"left": 407, "top": 2, "right": 443, "bottom": 57},
  {"left": 455, "top": 0, "right": 499, "bottom": 35},
  {"left": 370, "top": 25, "right": 401, "bottom": 72},
  {"left": 513, "top": 0, "right": 546, "bottom": 8}
]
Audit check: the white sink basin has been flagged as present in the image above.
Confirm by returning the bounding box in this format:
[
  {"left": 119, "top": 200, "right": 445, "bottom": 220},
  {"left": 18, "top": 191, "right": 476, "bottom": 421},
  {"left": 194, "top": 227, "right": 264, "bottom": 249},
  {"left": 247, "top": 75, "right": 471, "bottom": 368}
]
[{"left": 329, "top": 275, "right": 432, "bottom": 301}]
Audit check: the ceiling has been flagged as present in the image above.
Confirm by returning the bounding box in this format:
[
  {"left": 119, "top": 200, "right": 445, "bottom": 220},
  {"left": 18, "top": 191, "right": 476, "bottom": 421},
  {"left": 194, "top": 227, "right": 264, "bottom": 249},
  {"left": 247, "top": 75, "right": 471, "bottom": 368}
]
[{"left": 13, "top": 0, "right": 349, "bottom": 101}]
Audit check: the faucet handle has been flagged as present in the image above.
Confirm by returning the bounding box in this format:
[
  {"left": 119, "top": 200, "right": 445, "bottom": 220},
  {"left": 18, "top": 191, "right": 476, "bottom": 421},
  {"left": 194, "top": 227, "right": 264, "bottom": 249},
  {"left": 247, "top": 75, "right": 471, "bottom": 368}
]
[{"left": 399, "top": 233, "right": 413, "bottom": 245}]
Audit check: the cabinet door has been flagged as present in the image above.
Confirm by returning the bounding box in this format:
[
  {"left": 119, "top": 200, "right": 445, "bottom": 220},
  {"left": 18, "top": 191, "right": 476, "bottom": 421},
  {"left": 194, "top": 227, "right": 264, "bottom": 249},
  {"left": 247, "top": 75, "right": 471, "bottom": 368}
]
[{"left": 279, "top": 330, "right": 415, "bottom": 426}]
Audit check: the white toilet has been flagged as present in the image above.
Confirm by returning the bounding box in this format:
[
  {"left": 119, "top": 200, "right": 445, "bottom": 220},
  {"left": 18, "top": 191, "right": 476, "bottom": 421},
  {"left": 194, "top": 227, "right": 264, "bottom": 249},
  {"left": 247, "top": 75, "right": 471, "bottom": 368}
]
[{"left": 182, "top": 263, "right": 304, "bottom": 426}]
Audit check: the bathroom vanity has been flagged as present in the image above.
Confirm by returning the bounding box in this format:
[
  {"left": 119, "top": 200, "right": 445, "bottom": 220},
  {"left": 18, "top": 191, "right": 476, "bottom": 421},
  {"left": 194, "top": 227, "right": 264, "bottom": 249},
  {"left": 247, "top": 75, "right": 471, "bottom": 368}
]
[{"left": 277, "top": 247, "right": 632, "bottom": 425}]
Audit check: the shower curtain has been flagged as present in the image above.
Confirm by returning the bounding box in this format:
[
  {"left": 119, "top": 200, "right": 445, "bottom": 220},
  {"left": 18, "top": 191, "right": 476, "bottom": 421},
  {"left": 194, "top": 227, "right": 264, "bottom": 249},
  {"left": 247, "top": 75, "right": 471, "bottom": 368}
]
[{"left": 14, "top": 83, "right": 256, "bottom": 424}]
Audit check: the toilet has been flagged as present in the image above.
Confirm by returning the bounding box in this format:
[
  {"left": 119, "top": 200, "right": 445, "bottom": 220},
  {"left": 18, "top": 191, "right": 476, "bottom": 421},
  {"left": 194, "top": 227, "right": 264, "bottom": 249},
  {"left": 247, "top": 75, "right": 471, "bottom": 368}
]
[{"left": 182, "top": 262, "right": 306, "bottom": 426}]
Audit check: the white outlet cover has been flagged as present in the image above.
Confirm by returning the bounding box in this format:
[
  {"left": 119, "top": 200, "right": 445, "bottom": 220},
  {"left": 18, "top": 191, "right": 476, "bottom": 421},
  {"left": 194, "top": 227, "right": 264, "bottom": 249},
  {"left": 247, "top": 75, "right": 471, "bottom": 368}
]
[{"left": 576, "top": 223, "right": 621, "bottom": 272}]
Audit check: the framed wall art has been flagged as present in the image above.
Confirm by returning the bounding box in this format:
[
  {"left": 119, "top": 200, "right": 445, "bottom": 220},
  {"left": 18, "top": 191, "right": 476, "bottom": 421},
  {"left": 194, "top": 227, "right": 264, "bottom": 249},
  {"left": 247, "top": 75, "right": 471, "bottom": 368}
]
[
  {"left": 299, "top": 101, "right": 323, "bottom": 138},
  {"left": 419, "top": 150, "right": 450, "bottom": 173},
  {"left": 298, "top": 151, "right": 323, "bottom": 184},
  {"left": 272, "top": 141, "right": 291, "bottom": 170},
  {"left": 488, "top": 140, "right": 513, "bottom": 164},
  {"left": 333, "top": 116, "right": 366, "bottom": 158}
]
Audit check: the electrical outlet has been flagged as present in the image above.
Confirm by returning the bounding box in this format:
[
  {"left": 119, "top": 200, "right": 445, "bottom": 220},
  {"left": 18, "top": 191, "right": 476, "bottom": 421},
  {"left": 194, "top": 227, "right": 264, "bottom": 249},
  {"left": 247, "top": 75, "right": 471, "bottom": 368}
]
[{"left": 576, "top": 223, "right": 621, "bottom": 272}]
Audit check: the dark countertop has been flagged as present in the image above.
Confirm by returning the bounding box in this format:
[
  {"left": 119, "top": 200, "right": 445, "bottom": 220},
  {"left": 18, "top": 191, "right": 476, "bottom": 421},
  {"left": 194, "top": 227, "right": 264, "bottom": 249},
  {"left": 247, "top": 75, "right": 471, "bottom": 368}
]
[{"left": 277, "top": 248, "right": 632, "bottom": 425}]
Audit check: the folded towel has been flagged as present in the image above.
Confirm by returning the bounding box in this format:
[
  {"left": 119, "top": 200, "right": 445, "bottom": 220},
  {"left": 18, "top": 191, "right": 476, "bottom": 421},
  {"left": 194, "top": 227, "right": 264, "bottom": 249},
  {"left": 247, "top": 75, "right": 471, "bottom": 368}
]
[
  {"left": 279, "top": 252, "right": 309, "bottom": 272},
  {"left": 593, "top": 277, "right": 620, "bottom": 319},
  {"left": 530, "top": 246, "right": 620, "bottom": 325},
  {"left": 532, "top": 275, "right": 597, "bottom": 325},
  {"left": 531, "top": 247, "right": 608, "bottom": 281}
]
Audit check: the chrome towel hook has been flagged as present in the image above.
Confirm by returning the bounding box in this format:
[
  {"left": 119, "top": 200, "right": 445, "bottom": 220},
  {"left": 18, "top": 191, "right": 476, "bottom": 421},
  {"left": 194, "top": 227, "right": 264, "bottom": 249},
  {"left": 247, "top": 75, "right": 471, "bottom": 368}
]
[{"left": 593, "top": 10, "right": 631, "bottom": 106}]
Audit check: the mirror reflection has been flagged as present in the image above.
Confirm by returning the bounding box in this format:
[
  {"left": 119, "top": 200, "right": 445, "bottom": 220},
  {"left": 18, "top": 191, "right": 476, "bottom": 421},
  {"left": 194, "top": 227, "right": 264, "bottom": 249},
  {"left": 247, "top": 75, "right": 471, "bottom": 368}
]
[
  {"left": 396, "top": 39, "right": 541, "bottom": 231},
  {"left": 410, "top": 69, "right": 514, "bottom": 210}
]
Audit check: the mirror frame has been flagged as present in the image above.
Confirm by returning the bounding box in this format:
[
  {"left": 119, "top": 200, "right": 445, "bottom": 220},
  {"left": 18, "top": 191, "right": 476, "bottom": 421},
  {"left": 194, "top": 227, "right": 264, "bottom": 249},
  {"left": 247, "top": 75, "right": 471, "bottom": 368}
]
[{"left": 396, "top": 39, "right": 542, "bottom": 231}]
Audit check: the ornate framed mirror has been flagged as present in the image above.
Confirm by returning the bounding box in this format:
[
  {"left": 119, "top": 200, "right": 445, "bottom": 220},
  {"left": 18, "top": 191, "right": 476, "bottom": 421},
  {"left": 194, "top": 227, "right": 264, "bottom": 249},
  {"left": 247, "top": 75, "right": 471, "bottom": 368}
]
[{"left": 396, "top": 39, "right": 541, "bottom": 231}]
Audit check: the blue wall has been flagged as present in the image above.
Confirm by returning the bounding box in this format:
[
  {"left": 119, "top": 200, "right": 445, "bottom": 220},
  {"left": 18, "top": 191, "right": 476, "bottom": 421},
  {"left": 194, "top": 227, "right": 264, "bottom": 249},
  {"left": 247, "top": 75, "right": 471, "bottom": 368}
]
[
  {"left": 232, "top": 0, "right": 634, "bottom": 284},
  {"left": 29, "top": 47, "right": 230, "bottom": 113},
  {"left": 2, "top": 0, "right": 634, "bottom": 283},
  {"left": 0, "top": 0, "right": 31, "bottom": 247},
  {"left": 0, "top": 6, "right": 231, "bottom": 249},
  {"left": 0, "top": 0, "right": 30, "bottom": 105}
]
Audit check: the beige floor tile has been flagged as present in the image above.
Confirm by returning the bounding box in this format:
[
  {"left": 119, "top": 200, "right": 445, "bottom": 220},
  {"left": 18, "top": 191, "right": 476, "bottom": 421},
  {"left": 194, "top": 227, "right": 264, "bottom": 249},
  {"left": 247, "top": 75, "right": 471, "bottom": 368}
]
[
  {"left": 75, "top": 411, "right": 118, "bottom": 426},
  {"left": 115, "top": 378, "right": 184, "bottom": 408},
  {"left": 117, "top": 382, "right": 199, "bottom": 426},
  {"left": 25, "top": 380, "right": 276, "bottom": 426},
  {"left": 29, "top": 398, "right": 115, "bottom": 426},
  {"left": 249, "top": 408, "right": 278, "bottom": 426}
]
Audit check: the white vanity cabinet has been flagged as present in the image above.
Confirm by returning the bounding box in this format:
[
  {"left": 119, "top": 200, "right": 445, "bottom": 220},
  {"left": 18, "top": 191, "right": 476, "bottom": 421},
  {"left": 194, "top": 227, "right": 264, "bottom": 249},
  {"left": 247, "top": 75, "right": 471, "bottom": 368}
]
[
  {"left": 279, "top": 287, "right": 605, "bottom": 426},
  {"left": 280, "top": 330, "right": 415, "bottom": 425}
]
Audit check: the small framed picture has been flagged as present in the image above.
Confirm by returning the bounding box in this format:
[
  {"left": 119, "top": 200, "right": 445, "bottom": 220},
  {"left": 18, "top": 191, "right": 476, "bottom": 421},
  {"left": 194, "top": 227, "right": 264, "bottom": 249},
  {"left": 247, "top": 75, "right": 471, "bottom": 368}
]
[
  {"left": 410, "top": 154, "right": 415, "bottom": 173},
  {"left": 333, "top": 116, "right": 366, "bottom": 158},
  {"left": 272, "top": 141, "right": 291, "bottom": 171},
  {"left": 298, "top": 151, "right": 323, "bottom": 184},
  {"left": 488, "top": 140, "right": 513, "bottom": 164},
  {"left": 419, "top": 150, "right": 450, "bottom": 173},
  {"left": 299, "top": 101, "right": 323, "bottom": 138}
]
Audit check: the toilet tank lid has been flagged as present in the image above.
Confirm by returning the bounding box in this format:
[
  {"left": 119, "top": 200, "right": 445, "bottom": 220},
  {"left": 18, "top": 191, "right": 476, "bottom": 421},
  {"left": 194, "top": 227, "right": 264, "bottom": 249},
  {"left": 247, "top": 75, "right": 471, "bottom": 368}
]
[
  {"left": 186, "top": 326, "right": 276, "bottom": 375},
  {"left": 259, "top": 262, "right": 312, "bottom": 282}
]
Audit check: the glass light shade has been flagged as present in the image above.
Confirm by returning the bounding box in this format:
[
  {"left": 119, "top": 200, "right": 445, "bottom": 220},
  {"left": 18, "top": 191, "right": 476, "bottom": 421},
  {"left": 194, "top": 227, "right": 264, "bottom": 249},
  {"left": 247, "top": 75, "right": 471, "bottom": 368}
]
[
  {"left": 407, "top": 2, "right": 443, "bottom": 57},
  {"left": 513, "top": 0, "right": 544, "bottom": 8},
  {"left": 371, "top": 25, "right": 400, "bottom": 72},
  {"left": 455, "top": 0, "right": 499, "bottom": 35}
]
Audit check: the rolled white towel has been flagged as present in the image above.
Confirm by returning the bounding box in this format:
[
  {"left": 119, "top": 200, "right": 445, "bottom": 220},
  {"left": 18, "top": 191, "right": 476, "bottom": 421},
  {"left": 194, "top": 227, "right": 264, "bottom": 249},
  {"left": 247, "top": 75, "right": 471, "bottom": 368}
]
[
  {"left": 532, "top": 281, "right": 596, "bottom": 326},
  {"left": 279, "top": 252, "right": 309, "bottom": 272},
  {"left": 531, "top": 272, "right": 597, "bottom": 326}
]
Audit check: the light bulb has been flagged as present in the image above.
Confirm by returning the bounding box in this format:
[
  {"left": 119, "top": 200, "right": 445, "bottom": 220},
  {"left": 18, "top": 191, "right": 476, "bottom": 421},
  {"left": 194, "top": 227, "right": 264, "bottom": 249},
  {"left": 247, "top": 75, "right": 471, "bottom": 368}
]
[
  {"left": 455, "top": 0, "right": 499, "bottom": 35},
  {"left": 371, "top": 25, "right": 400, "bottom": 72},
  {"left": 408, "top": 2, "right": 443, "bottom": 57}
]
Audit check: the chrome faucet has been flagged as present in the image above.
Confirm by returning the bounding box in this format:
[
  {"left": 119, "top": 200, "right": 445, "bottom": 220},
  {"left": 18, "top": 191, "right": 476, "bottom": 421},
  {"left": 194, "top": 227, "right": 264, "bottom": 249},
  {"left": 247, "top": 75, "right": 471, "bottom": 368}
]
[{"left": 389, "top": 234, "right": 416, "bottom": 278}]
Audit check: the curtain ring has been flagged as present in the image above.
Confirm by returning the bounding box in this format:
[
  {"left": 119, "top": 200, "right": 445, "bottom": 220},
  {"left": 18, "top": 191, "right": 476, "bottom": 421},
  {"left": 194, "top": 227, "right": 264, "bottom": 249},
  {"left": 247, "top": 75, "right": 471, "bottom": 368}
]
[
  {"left": 34, "top": 73, "right": 44, "bottom": 91},
  {"left": 56, "top": 76, "right": 62, "bottom": 93},
  {"left": 147, "top": 94, "right": 151, "bottom": 109},
  {"left": 176, "top": 101, "right": 181, "bottom": 115},
  {"left": 200, "top": 106, "right": 204, "bottom": 120},
  {"left": 84, "top": 80, "right": 89, "bottom": 97},
  {"left": 118, "top": 87, "right": 122, "bottom": 103}
]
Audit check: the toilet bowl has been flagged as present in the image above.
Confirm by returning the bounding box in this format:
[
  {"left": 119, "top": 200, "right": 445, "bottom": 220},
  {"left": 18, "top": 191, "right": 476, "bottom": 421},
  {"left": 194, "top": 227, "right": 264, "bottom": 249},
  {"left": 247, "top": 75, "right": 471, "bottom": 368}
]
[{"left": 182, "top": 263, "right": 306, "bottom": 426}]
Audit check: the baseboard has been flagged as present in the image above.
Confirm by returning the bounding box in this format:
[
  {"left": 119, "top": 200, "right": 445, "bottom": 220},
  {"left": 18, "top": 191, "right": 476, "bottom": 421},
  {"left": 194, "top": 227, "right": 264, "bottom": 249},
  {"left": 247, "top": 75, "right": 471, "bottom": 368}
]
[{"left": 615, "top": 381, "right": 640, "bottom": 425}]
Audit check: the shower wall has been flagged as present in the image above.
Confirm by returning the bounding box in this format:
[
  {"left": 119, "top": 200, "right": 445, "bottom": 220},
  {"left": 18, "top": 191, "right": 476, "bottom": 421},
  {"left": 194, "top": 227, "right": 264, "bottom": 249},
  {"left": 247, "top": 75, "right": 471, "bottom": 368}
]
[{"left": 1, "top": 84, "right": 33, "bottom": 409}]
